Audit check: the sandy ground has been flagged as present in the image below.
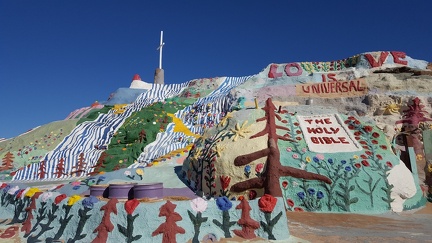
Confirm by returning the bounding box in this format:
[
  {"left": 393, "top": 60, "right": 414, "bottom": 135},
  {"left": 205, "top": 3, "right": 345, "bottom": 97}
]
[{"left": 287, "top": 202, "right": 432, "bottom": 243}]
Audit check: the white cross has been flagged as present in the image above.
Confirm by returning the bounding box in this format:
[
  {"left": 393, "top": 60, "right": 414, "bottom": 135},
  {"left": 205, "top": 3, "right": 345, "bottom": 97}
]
[{"left": 156, "top": 31, "right": 165, "bottom": 69}]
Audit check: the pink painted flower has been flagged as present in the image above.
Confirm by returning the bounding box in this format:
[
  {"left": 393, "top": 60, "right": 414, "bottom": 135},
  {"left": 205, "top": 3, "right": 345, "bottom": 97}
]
[
  {"left": 71, "top": 181, "right": 81, "bottom": 186},
  {"left": 190, "top": 197, "right": 208, "bottom": 213},
  {"left": 315, "top": 154, "right": 325, "bottom": 160},
  {"left": 286, "top": 147, "right": 292, "bottom": 152},
  {"left": 292, "top": 154, "right": 299, "bottom": 159}
]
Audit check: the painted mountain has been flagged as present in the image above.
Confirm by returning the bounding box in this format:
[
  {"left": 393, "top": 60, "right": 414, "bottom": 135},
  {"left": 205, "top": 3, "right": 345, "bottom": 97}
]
[{"left": 0, "top": 51, "right": 431, "bottom": 242}]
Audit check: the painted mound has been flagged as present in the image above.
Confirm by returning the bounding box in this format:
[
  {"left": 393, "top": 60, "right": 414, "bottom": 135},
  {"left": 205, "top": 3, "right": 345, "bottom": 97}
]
[{"left": 0, "top": 51, "right": 431, "bottom": 242}]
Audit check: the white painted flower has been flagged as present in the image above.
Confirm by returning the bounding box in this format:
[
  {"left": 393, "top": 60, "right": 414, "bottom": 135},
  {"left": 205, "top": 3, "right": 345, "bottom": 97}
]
[
  {"left": 124, "top": 170, "right": 131, "bottom": 176},
  {"left": 21, "top": 187, "right": 30, "bottom": 199},
  {"left": 41, "top": 192, "right": 53, "bottom": 202},
  {"left": 7, "top": 186, "right": 19, "bottom": 195},
  {"left": 190, "top": 197, "right": 208, "bottom": 213}
]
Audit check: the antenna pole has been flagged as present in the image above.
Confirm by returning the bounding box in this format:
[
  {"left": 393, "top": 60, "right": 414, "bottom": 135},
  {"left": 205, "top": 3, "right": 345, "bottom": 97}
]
[{"left": 158, "top": 31, "right": 164, "bottom": 69}]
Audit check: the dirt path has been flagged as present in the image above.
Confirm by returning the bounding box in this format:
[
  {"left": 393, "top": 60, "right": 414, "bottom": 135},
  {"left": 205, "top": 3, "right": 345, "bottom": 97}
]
[{"left": 287, "top": 203, "right": 432, "bottom": 243}]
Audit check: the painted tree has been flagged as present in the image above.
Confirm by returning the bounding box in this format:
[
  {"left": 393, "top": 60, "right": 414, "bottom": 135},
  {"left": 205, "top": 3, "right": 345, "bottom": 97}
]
[
  {"left": 230, "top": 98, "right": 332, "bottom": 197},
  {"left": 1, "top": 152, "right": 14, "bottom": 171},
  {"left": 53, "top": 158, "right": 66, "bottom": 178},
  {"left": 396, "top": 97, "right": 432, "bottom": 186},
  {"left": 38, "top": 161, "right": 47, "bottom": 179},
  {"left": 72, "top": 153, "right": 88, "bottom": 177},
  {"left": 152, "top": 201, "right": 185, "bottom": 243},
  {"left": 89, "top": 152, "right": 107, "bottom": 176}
]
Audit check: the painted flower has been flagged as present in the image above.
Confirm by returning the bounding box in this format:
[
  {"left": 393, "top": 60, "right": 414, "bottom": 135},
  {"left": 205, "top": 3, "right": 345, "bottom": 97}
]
[
  {"left": 248, "top": 190, "right": 257, "bottom": 200},
  {"left": 125, "top": 198, "right": 140, "bottom": 214},
  {"left": 345, "top": 166, "right": 352, "bottom": 172},
  {"left": 190, "top": 197, "right": 208, "bottom": 213},
  {"left": 71, "top": 181, "right": 81, "bottom": 186},
  {"left": 354, "top": 163, "right": 361, "bottom": 169},
  {"left": 380, "top": 145, "right": 388, "bottom": 150},
  {"left": 258, "top": 194, "right": 278, "bottom": 213},
  {"left": 371, "top": 140, "right": 378, "bottom": 144},
  {"left": 386, "top": 161, "right": 393, "bottom": 168},
  {"left": 292, "top": 153, "right": 299, "bottom": 159},
  {"left": 7, "top": 186, "right": 20, "bottom": 195},
  {"left": 301, "top": 148, "right": 307, "bottom": 153},
  {"left": 294, "top": 207, "right": 304, "bottom": 212},
  {"left": 353, "top": 155, "right": 359, "bottom": 159},
  {"left": 0, "top": 183, "right": 6, "bottom": 189},
  {"left": 20, "top": 187, "right": 30, "bottom": 199},
  {"left": 244, "top": 165, "right": 251, "bottom": 174},
  {"left": 372, "top": 132, "right": 380, "bottom": 138},
  {"left": 255, "top": 163, "right": 264, "bottom": 173},
  {"left": 313, "top": 156, "right": 320, "bottom": 163},
  {"left": 286, "top": 147, "right": 292, "bottom": 152},
  {"left": 297, "top": 192, "right": 305, "bottom": 200},
  {"left": 220, "top": 175, "right": 231, "bottom": 190},
  {"left": 41, "top": 192, "right": 53, "bottom": 202},
  {"left": 124, "top": 170, "right": 131, "bottom": 176},
  {"left": 328, "top": 158, "right": 334, "bottom": 164},
  {"left": 305, "top": 156, "right": 311, "bottom": 163},
  {"left": 82, "top": 196, "right": 99, "bottom": 209},
  {"left": 376, "top": 154, "right": 383, "bottom": 160},
  {"left": 55, "top": 194, "right": 67, "bottom": 205},
  {"left": 361, "top": 160, "right": 370, "bottom": 167},
  {"left": 282, "top": 181, "right": 289, "bottom": 189},
  {"left": 25, "top": 187, "right": 41, "bottom": 198},
  {"left": 216, "top": 196, "right": 232, "bottom": 211},
  {"left": 286, "top": 199, "right": 295, "bottom": 207},
  {"left": 16, "top": 189, "right": 25, "bottom": 198},
  {"left": 307, "top": 188, "right": 315, "bottom": 196},
  {"left": 135, "top": 169, "right": 144, "bottom": 176},
  {"left": 238, "top": 195, "right": 245, "bottom": 201},
  {"left": 67, "top": 195, "right": 82, "bottom": 206},
  {"left": 316, "top": 191, "right": 324, "bottom": 199},
  {"left": 316, "top": 154, "right": 325, "bottom": 160},
  {"left": 363, "top": 126, "right": 373, "bottom": 133}
]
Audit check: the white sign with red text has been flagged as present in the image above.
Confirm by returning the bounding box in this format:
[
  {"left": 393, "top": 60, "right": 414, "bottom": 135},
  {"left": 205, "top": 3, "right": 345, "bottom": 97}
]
[{"left": 297, "top": 114, "right": 362, "bottom": 153}]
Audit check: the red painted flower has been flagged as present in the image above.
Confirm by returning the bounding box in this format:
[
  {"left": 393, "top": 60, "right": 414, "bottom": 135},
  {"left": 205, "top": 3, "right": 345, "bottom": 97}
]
[
  {"left": 248, "top": 190, "right": 257, "bottom": 200},
  {"left": 354, "top": 163, "right": 361, "bottom": 169},
  {"left": 359, "top": 141, "right": 367, "bottom": 145},
  {"left": 282, "top": 181, "right": 288, "bottom": 189},
  {"left": 286, "top": 199, "right": 295, "bottom": 208},
  {"left": 363, "top": 126, "right": 373, "bottom": 133},
  {"left": 372, "top": 132, "right": 380, "bottom": 138},
  {"left": 348, "top": 125, "right": 354, "bottom": 130},
  {"left": 16, "top": 189, "right": 24, "bottom": 198},
  {"left": 125, "top": 198, "right": 140, "bottom": 215},
  {"left": 296, "top": 130, "right": 302, "bottom": 134},
  {"left": 365, "top": 150, "right": 372, "bottom": 155},
  {"left": 294, "top": 207, "right": 304, "bottom": 212},
  {"left": 55, "top": 194, "right": 67, "bottom": 205},
  {"left": 354, "top": 131, "right": 361, "bottom": 136},
  {"left": 293, "top": 122, "right": 299, "bottom": 126},
  {"left": 354, "top": 120, "right": 360, "bottom": 125},
  {"left": 255, "top": 163, "right": 264, "bottom": 173},
  {"left": 380, "top": 145, "right": 388, "bottom": 150},
  {"left": 238, "top": 196, "right": 245, "bottom": 201},
  {"left": 220, "top": 175, "right": 231, "bottom": 190},
  {"left": 371, "top": 140, "right": 378, "bottom": 144},
  {"left": 296, "top": 137, "right": 302, "bottom": 141},
  {"left": 258, "top": 194, "right": 278, "bottom": 213},
  {"left": 361, "top": 160, "right": 370, "bottom": 167},
  {"left": 0, "top": 184, "right": 7, "bottom": 189},
  {"left": 361, "top": 154, "right": 368, "bottom": 159},
  {"left": 386, "top": 161, "right": 393, "bottom": 168},
  {"left": 376, "top": 154, "right": 383, "bottom": 160}
]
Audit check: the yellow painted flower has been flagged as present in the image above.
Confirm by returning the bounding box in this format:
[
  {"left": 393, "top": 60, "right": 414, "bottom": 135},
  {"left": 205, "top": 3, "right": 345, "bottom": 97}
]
[
  {"left": 67, "top": 195, "right": 82, "bottom": 206},
  {"left": 122, "top": 148, "right": 127, "bottom": 151},
  {"left": 353, "top": 155, "right": 359, "bottom": 160},
  {"left": 136, "top": 169, "right": 144, "bottom": 176},
  {"left": 25, "top": 188, "right": 41, "bottom": 198},
  {"left": 416, "top": 154, "right": 424, "bottom": 161},
  {"left": 428, "top": 164, "right": 432, "bottom": 173},
  {"left": 305, "top": 156, "right": 311, "bottom": 163}
]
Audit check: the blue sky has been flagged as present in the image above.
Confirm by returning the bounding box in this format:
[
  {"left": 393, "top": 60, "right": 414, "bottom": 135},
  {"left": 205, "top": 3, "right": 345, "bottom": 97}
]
[{"left": 1, "top": 1, "right": 431, "bottom": 139}]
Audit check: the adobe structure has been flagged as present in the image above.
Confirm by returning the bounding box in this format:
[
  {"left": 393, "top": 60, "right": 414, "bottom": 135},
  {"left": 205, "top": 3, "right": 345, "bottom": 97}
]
[{"left": 0, "top": 51, "right": 431, "bottom": 242}]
